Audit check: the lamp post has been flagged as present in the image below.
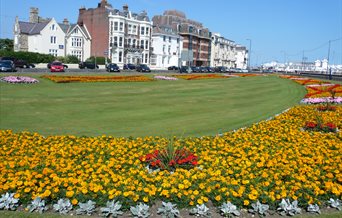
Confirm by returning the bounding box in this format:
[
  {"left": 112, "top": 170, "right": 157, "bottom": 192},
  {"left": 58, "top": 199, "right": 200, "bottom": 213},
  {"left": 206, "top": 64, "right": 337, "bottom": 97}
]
[
  {"left": 246, "top": 39, "right": 252, "bottom": 70},
  {"left": 327, "top": 40, "right": 331, "bottom": 80}
]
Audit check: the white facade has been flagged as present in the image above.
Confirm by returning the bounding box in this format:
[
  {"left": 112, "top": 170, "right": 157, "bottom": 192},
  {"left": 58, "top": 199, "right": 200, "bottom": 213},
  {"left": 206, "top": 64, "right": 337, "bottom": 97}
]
[
  {"left": 27, "top": 19, "right": 65, "bottom": 57},
  {"left": 14, "top": 17, "right": 91, "bottom": 61},
  {"left": 151, "top": 31, "right": 183, "bottom": 69},
  {"left": 108, "top": 8, "right": 152, "bottom": 67},
  {"left": 211, "top": 33, "right": 236, "bottom": 68},
  {"left": 235, "top": 45, "right": 248, "bottom": 69},
  {"left": 65, "top": 25, "right": 91, "bottom": 61}
]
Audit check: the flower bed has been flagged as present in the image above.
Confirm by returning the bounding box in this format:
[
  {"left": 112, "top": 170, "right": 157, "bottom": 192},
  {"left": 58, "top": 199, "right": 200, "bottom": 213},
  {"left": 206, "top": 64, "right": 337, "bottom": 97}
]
[
  {"left": 0, "top": 76, "right": 39, "bottom": 84},
  {"left": 0, "top": 105, "right": 341, "bottom": 212},
  {"left": 41, "top": 75, "right": 154, "bottom": 83},
  {"left": 172, "top": 74, "right": 229, "bottom": 80},
  {"left": 154, "top": 75, "right": 178, "bottom": 81},
  {"left": 301, "top": 97, "right": 342, "bottom": 104},
  {"left": 305, "top": 84, "right": 342, "bottom": 98}
]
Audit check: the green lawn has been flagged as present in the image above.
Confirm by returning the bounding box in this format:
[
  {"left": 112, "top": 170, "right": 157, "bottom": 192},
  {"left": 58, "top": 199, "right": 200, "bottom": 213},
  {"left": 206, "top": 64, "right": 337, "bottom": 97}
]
[{"left": 0, "top": 73, "right": 306, "bottom": 137}]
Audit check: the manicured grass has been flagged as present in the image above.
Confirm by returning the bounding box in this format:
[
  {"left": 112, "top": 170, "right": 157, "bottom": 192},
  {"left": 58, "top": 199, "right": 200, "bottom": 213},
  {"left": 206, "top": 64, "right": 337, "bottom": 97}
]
[{"left": 0, "top": 73, "right": 305, "bottom": 137}]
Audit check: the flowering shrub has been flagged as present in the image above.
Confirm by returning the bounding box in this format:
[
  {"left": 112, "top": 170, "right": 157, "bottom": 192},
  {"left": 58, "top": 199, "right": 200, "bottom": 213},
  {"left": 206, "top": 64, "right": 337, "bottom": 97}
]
[
  {"left": 317, "top": 104, "right": 337, "bottom": 111},
  {"left": 0, "top": 76, "right": 39, "bottom": 84},
  {"left": 41, "top": 75, "right": 154, "bottom": 83},
  {"left": 140, "top": 141, "right": 198, "bottom": 171},
  {"left": 303, "top": 121, "right": 337, "bottom": 133},
  {"left": 154, "top": 75, "right": 178, "bottom": 81}
]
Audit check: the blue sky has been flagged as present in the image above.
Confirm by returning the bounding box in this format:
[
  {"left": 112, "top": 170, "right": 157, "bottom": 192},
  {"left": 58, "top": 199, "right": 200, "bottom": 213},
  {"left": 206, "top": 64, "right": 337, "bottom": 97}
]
[{"left": 1, "top": 0, "right": 342, "bottom": 65}]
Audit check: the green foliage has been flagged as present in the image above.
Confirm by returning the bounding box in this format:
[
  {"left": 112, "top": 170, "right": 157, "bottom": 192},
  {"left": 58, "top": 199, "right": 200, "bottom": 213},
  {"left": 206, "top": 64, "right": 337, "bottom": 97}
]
[
  {"left": 0, "top": 38, "right": 13, "bottom": 51},
  {"left": 0, "top": 50, "right": 54, "bottom": 63},
  {"left": 86, "top": 56, "right": 109, "bottom": 65},
  {"left": 64, "top": 55, "right": 80, "bottom": 64}
]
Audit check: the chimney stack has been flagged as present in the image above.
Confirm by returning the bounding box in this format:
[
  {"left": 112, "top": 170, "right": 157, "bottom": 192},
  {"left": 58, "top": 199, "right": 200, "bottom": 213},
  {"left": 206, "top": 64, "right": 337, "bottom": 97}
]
[
  {"left": 63, "top": 18, "right": 69, "bottom": 25},
  {"left": 123, "top": 4, "right": 129, "bottom": 12},
  {"left": 29, "top": 7, "right": 39, "bottom": 23}
]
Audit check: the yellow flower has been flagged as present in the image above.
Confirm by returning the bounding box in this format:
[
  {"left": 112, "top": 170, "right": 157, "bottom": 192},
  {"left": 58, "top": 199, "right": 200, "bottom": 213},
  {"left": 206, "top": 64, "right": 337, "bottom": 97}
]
[
  {"left": 66, "top": 190, "right": 74, "bottom": 198},
  {"left": 71, "top": 198, "right": 78, "bottom": 205},
  {"left": 197, "top": 199, "right": 203, "bottom": 205},
  {"left": 243, "top": 200, "right": 250, "bottom": 206}
]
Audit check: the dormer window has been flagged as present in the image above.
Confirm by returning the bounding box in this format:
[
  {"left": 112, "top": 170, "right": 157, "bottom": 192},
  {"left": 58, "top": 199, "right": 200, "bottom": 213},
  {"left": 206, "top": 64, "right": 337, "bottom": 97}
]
[
  {"left": 51, "top": 24, "right": 55, "bottom": 30},
  {"left": 73, "top": 28, "right": 78, "bottom": 34}
]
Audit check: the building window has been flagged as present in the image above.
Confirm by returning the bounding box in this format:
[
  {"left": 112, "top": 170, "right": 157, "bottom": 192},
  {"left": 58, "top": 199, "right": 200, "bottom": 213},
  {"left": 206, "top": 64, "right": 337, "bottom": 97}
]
[
  {"left": 71, "top": 37, "right": 82, "bottom": 47},
  {"left": 145, "top": 53, "right": 148, "bottom": 63},
  {"left": 114, "top": 22, "right": 118, "bottom": 31},
  {"left": 119, "top": 22, "right": 123, "bottom": 31},
  {"left": 177, "top": 38, "right": 180, "bottom": 43},
  {"left": 168, "top": 45, "right": 171, "bottom": 54},
  {"left": 49, "top": 49, "right": 58, "bottom": 56},
  {"left": 169, "top": 37, "right": 171, "bottom": 42},
  {"left": 119, "top": 37, "right": 123, "bottom": 47},
  {"left": 141, "top": 26, "right": 145, "bottom": 35},
  {"left": 73, "top": 28, "right": 78, "bottom": 34},
  {"left": 50, "top": 36, "right": 56, "bottom": 44},
  {"left": 114, "top": 36, "right": 118, "bottom": 47},
  {"left": 133, "top": 39, "right": 136, "bottom": 48},
  {"left": 128, "top": 38, "right": 131, "bottom": 46},
  {"left": 163, "top": 45, "right": 165, "bottom": 54},
  {"left": 163, "top": 36, "right": 166, "bottom": 42},
  {"left": 140, "top": 40, "right": 144, "bottom": 49},
  {"left": 110, "top": 21, "right": 113, "bottom": 34},
  {"left": 145, "top": 40, "right": 148, "bottom": 50},
  {"left": 146, "top": 27, "right": 149, "bottom": 35},
  {"left": 119, "top": 51, "right": 122, "bottom": 62},
  {"left": 128, "top": 24, "right": 132, "bottom": 33},
  {"left": 133, "top": 25, "right": 137, "bottom": 34},
  {"left": 50, "top": 24, "right": 55, "bottom": 30}
]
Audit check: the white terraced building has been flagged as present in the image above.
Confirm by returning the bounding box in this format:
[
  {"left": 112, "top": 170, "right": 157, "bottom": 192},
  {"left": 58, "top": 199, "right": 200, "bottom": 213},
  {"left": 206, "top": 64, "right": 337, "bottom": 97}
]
[
  {"left": 150, "top": 26, "right": 183, "bottom": 70},
  {"left": 107, "top": 5, "right": 153, "bottom": 67}
]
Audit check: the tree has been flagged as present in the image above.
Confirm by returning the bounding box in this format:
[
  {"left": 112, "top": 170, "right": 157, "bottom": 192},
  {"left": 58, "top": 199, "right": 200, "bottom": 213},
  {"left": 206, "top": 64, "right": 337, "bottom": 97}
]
[{"left": 0, "top": 38, "right": 14, "bottom": 51}]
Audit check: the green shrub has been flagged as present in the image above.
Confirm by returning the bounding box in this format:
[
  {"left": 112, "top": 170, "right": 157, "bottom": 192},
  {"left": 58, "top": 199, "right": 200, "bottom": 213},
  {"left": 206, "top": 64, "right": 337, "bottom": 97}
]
[
  {"left": 86, "top": 56, "right": 110, "bottom": 65},
  {"left": 0, "top": 50, "right": 54, "bottom": 63}
]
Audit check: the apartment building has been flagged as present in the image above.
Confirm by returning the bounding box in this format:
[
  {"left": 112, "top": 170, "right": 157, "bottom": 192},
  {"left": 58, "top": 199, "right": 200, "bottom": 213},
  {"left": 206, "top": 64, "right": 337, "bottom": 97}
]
[
  {"left": 150, "top": 26, "right": 183, "bottom": 69},
  {"left": 211, "top": 33, "right": 236, "bottom": 68}
]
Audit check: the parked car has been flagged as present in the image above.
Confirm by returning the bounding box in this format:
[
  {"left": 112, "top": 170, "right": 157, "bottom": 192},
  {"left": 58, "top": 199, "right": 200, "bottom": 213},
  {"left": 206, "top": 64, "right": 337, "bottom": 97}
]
[
  {"left": 205, "top": 66, "right": 215, "bottom": 72},
  {"left": 0, "top": 60, "right": 17, "bottom": 72},
  {"left": 180, "top": 66, "right": 192, "bottom": 73},
  {"left": 215, "top": 66, "right": 227, "bottom": 72},
  {"left": 136, "top": 64, "right": 151, "bottom": 72},
  {"left": 123, "top": 63, "right": 136, "bottom": 70},
  {"left": 167, "top": 66, "right": 179, "bottom": 70},
  {"left": 231, "top": 68, "right": 248, "bottom": 73},
  {"left": 191, "top": 66, "right": 200, "bottom": 73},
  {"left": 79, "top": 61, "right": 99, "bottom": 69},
  {"left": 106, "top": 63, "right": 120, "bottom": 72},
  {"left": 1, "top": 57, "right": 35, "bottom": 68},
  {"left": 47, "top": 62, "right": 68, "bottom": 69},
  {"left": 50, "top": 61, "right": 65, "bottom": 72}
]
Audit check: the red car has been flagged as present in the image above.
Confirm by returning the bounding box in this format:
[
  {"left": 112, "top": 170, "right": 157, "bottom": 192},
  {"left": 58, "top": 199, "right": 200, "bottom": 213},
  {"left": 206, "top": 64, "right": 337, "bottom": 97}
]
[{"left": 50, "top": 62, "right": 65, "bottom": 72}]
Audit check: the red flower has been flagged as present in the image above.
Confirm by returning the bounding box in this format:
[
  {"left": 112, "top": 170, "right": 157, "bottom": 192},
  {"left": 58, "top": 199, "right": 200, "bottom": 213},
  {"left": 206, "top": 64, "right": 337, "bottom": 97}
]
[{"left": 305, "top": 121, "right": 317, "bottom": 128}]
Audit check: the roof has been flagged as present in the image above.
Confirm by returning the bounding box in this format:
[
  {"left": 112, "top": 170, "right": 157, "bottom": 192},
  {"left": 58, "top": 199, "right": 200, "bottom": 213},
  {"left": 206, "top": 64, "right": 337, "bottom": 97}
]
[{"left": 18, "top": 21, "right": 49, "bottom": 35}]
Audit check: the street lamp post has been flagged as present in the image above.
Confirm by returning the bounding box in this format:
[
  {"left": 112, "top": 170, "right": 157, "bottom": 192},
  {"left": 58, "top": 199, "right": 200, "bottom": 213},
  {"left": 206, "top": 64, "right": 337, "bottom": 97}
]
[
  {"left": 246, "top": 39, "right": 252, "bottom": 70},
  {"left": 327, "top": 40, "right": 331, "bottom": 80}
]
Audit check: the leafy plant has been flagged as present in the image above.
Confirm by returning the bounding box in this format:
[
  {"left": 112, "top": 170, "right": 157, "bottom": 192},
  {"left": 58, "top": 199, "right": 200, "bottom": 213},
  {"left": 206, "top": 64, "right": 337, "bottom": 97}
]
[
  {"left": 157, "top": 201, "right": 180, "bottom": 218},
  {"left": 328, "top": 198, "right": 342, "bottom": 210},
  {"left": 100, "top": 200, "right": 123, "bottom": 217},
  {"left": 189, "top": 204, "right": 211, "bottom": 217},
  {"left": 27, "top": 197, "right": 48, "bottom": 213},
  {"left": 53, "top": 198, "right": 73, "bottom": 215},
  {"left": 219, "top": 201, "right": 240, "bottom": 217},
  {"left": 76, "top": 200, "right": 96, "bottom": 216},
  {"left": 277, "top": 199, "right": 301, "bottom": 216},
  {"left": 0, "top": 192, "right": 19, "bottom": 210},
  {"left": 248, "top": 201, "right": 269, "bottom": 217},
  {"left": 140, "top": 139, "right": 198, "bottom": 171},
  {"left": 307, "top": 204, "right": 320, "bottom": 214},
  {"left": 130, "top": 202, "right": 150, "bottom": 218}
]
